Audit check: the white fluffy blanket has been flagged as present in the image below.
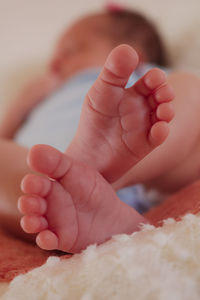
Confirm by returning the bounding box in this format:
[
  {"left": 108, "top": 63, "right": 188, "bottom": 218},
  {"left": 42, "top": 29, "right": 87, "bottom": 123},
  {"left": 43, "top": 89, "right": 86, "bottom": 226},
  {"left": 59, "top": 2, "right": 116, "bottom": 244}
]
[{"left": 1, "top": 214, "right": 200, "bottom": 300}]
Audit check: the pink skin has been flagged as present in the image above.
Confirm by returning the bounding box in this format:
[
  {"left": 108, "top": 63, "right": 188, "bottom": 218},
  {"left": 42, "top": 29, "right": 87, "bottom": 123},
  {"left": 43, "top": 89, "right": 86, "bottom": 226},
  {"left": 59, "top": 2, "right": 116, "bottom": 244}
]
[
  {"left": 19, "top": 146, "right": 146, "bottom": 253},
  {"left": 18, "top": 45, "right": 174, "bottom": 253},
  {"left": 67, "top": 45, "right": 174, "bottom": 182}
]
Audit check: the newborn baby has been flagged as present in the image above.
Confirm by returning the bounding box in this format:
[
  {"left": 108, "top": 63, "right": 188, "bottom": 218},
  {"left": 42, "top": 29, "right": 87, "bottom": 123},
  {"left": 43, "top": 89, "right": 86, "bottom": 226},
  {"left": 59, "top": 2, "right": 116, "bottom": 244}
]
[{"left": 0, "top": 8, "right": 199, "bottom": 253}]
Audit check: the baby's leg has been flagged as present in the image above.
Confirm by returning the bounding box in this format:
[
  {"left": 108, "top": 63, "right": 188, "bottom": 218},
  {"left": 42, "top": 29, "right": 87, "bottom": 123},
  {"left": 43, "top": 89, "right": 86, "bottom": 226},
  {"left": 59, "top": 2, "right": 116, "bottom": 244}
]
[
  {"left": 19, "top": 145, "right": 146, "bottom": 253},
  {"left": 0, "top": 139, "right": 33, "bottom": 239}
]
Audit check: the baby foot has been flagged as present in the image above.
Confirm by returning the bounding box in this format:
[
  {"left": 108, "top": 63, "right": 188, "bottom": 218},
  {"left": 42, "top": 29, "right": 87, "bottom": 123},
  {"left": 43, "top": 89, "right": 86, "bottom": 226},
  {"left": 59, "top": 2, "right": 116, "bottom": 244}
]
[
  {"left": 18, "top": 144, "right": 146, "bottom": 253},
  {"left": 67, "top": 45, "right": 174, "bottom": 182}
]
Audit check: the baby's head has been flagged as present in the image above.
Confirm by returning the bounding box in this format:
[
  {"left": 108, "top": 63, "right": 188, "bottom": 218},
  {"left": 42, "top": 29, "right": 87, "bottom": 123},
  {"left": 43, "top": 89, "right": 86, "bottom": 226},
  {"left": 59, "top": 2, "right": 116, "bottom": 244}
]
[{"left": 50, "top": 9, "right": 168, "bottom": 79}]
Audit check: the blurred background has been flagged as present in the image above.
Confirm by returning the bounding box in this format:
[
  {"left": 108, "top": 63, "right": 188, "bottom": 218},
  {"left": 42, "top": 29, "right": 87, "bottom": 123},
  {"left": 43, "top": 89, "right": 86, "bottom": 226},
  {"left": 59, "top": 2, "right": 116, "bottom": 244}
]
[{"left": 0, "top": 0, "right": 200, "bottom": 120}]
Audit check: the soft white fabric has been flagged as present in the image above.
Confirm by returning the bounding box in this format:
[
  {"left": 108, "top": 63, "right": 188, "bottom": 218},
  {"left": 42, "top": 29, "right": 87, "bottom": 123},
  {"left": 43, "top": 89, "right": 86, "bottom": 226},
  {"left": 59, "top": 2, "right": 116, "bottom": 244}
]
[{"left": 1, "top": 214, "right": 200, "bottom": 300}]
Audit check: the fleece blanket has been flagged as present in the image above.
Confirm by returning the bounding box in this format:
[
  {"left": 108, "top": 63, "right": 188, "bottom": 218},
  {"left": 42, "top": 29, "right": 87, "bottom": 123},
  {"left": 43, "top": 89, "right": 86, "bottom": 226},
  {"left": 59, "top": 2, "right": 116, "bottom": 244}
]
[{"left": 1, "top": 180, "right": 200, "bottom": 299}]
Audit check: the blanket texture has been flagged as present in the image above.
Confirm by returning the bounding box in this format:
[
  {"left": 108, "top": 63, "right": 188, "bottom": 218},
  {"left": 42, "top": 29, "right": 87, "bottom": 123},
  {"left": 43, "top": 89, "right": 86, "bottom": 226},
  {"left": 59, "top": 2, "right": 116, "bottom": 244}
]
[{"left": 1, "top": 180, "right": 200, "bottom": 299}]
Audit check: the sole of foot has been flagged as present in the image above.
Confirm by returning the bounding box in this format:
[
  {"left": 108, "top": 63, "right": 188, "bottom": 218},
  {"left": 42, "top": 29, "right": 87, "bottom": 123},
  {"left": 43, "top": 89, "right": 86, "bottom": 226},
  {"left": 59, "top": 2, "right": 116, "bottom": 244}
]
[
  {"left": 18, "top": 144, "right": 147, "bottom": 253},
  {"left": 67, "top": 45, "right": 174, "bottom": 182}
]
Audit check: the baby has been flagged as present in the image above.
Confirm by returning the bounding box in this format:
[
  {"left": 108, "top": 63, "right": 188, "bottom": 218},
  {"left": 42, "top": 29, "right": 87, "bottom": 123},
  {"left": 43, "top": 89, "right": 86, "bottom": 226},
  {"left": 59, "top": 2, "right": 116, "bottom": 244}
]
[{"left": 0, "top": 8, "right": 200, "bottom": 253}]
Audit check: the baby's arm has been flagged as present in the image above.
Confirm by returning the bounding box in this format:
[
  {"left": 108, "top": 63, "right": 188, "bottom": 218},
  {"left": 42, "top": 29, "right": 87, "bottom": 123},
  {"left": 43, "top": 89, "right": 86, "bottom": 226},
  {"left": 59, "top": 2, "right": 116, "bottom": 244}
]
[{"left": 0, "top": 73, "right": 62, "bottom": 139}]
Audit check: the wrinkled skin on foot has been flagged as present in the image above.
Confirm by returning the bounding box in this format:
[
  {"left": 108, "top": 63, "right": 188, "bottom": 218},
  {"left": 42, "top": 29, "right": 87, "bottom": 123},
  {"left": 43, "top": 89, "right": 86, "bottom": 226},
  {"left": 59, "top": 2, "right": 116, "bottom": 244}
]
[
  {"left": 67, "top": 45, "right": 174, "bottom": 182},
  {"left": 19, "top": 145, "right": 146, "bottom": 253},
  {"left": 18, "top": 45, "right": 174, "bottom": 253}
]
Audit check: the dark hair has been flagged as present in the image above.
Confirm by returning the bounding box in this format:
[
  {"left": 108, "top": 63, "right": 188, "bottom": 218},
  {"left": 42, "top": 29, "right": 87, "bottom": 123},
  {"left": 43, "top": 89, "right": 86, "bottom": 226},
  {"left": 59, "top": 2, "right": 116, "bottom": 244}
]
[{"left": 106, "top": 10, "right": 168, "bottom": 67}]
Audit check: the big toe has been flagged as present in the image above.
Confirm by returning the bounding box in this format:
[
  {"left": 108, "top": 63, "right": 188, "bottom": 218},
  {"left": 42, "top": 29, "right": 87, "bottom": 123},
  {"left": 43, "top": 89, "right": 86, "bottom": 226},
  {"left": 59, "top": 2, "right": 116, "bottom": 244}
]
[
  {"left": 87, "top": 45, "right": 139, "bottom": 116},
  {"left": 28, "top": 144, "right": 71, "bottom": 179},
  {"left": 103, "top": 44, "right": 139, "bottom": 85}
]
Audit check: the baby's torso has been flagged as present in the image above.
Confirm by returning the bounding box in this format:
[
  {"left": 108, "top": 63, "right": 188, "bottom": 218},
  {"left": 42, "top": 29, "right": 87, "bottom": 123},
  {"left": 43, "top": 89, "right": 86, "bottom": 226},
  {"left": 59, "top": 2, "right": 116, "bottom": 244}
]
[{"left": 15, "top": 69, "right": 100, "bottom": 152}]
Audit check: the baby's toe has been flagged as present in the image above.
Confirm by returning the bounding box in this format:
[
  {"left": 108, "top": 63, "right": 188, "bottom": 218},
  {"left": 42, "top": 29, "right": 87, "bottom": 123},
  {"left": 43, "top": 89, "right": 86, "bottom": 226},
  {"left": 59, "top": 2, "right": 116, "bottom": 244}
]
[
  {"left": 149, "top": 121, "right": 169, "bottom": 146},
  {"left": 87, "top": 45, "right": 139, "bottom": 117},
  {"left": 36, "top": 230, "right": 59, "bottom": 250},
  {"left": 144, "top": 68, "right": 166, "bottom": 90},
  {"left": 20, "top": 215, "right": 48, "bottom": 234},
  {"left": 101, "top": 44, "right": 139, "bottom": 87},
  {"left": 156, "top": 103, "right": 174, "bottom": 122},
  {"left": 18, "top": 195, "right": 47, "bottom": 215},
  {"left": 28, "top": 144, "right": 71, "bottom": 179},
  {"left": 134, "top": 68, "right": 166, "bottom": 96},
  {"left": 21, "top": 174, "right": 52, "bottom": 197},
  {"left": 154, "top": 84, "right": 175, "bottom": 103}
]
